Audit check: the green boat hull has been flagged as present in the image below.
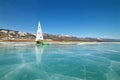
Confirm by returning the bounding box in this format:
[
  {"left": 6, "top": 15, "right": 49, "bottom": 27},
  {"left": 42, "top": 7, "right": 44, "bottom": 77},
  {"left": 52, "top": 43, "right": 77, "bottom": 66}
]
[{"left": 37, "top": 41, "right": 50, "bottom": 47}]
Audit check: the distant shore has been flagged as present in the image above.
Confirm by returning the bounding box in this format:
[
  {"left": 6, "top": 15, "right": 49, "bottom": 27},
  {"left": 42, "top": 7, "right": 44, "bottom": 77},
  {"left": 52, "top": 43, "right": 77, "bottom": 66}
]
[{"left": 1, "top": 29, "right": 120, "bottom": 42}]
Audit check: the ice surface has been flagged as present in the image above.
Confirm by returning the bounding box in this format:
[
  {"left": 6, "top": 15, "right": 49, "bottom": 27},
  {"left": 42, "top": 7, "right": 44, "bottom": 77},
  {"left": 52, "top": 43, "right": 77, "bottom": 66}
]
[{"left": 0, "top": 42, "right": 120, "bottom": 80}]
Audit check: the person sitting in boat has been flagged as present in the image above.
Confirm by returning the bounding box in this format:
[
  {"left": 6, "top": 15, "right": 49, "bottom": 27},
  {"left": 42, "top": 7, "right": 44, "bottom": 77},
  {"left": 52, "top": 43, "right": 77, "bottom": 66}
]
[{"left": 36, "top": 41, "right": 43, "bottom": 44}]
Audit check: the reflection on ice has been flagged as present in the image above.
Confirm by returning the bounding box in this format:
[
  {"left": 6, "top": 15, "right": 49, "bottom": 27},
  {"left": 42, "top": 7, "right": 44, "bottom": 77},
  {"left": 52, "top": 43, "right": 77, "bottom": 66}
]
[{"left": 35, "top": 46, "right": 44, "bottom": 65}]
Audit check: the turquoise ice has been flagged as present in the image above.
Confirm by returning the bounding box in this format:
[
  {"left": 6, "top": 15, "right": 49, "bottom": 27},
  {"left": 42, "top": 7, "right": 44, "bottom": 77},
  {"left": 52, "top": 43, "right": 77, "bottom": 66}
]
[{"left": 0, "top": 42, "right": 120, "bottom": 80}]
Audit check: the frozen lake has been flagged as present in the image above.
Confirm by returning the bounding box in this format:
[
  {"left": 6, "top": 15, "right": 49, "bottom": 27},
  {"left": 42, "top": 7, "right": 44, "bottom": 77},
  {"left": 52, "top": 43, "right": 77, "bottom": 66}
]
[{"left": 0, "top": 42, "right": 120, "bottom": 80}]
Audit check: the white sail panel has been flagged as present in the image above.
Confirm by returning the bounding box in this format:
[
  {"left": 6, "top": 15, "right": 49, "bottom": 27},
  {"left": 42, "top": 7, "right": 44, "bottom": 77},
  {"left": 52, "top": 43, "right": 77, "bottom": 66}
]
[{"left": 36, "top": 21, "right": 44, "bottom": 41}]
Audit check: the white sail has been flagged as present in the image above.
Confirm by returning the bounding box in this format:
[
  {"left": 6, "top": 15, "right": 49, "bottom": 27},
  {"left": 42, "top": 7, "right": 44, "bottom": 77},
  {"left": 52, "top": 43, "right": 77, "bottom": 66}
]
[{"left": 36, "top": 21, "right": 44, "bottom": 41}]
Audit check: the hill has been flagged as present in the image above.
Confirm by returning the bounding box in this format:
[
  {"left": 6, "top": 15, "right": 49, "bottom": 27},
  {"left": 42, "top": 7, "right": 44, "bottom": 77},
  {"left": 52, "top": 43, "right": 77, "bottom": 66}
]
[
  {"left": 0, "top": 29, "right": 120, "bottom": 42},
  {"left": 0, "top": 29, "right": 35, "bottom": 42}
]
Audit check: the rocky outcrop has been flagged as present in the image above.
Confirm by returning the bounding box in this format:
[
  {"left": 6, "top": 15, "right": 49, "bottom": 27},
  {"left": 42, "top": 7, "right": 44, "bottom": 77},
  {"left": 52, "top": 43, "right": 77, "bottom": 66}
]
[{"left": 0, "top": 29, "right": 35, "bottom": 41}]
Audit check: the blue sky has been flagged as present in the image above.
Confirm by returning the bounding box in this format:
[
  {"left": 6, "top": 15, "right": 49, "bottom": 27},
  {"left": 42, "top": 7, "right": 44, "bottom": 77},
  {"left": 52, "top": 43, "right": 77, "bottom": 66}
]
[{"left": 0, "top": 0, "right": 120, "bottom": 39}]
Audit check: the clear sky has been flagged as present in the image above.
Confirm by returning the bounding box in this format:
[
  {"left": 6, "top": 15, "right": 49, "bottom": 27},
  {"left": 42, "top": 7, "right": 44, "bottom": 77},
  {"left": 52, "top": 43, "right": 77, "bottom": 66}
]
[{"left": 0, "top": 0, "right": 120, "bottom": 39}]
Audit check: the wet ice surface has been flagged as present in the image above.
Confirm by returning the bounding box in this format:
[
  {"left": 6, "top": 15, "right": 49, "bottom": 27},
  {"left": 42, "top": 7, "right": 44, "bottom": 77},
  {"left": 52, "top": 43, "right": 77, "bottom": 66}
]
[{"left": 0, "top": 42, "right": 120, "bottom": 80}]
